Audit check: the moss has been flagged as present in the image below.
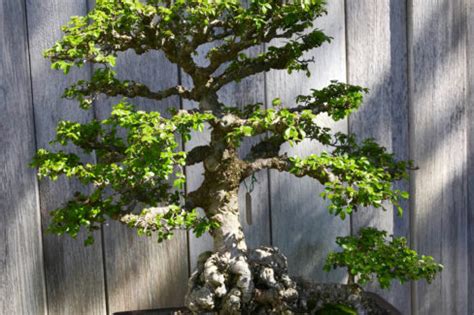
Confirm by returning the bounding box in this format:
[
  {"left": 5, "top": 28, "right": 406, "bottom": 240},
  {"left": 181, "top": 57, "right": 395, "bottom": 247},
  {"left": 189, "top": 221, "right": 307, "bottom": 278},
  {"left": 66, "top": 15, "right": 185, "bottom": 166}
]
[
  {"left": 307, "top": 297, "right": 318, "bottom": 311},
  {"left": 315, "top": 303, "right": 358, "bottom": 315}
]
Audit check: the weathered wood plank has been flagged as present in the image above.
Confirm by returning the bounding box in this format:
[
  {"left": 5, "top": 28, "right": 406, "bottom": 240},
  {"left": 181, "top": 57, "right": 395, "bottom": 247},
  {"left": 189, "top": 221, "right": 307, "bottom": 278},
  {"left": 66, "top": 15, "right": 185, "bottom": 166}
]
[
  {"left": 345, "top": 1, "right": 410, "bottom": 313},
  {"left": 466, "top": 1, "right": 473, "bottom": 311},
  {"left": 25, "top": 1, "right": 107, "bottom": 314},
  {"left": 184, "top": 44, "right": 270, "bottom": 270},
  {"left": 87, "top": 0, "right": 188, "bottom": 309},
  {"left": 266, "top": 0, "right": 349, "bottom": 283},
  {"left": 0, "top": 1, "right": 47, "bottom": 314},
  {"left": 409, "top": 1, "right": 469, "bottom": 314},
  {"left": 93, "top": 50, "right": 189, "bottom": 313}
]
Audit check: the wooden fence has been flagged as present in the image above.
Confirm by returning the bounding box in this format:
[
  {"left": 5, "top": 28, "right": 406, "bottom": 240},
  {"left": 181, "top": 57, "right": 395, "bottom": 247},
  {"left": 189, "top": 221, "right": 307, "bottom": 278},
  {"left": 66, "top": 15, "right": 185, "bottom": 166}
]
[{"left": 1, "top": 0, "right": 472, "bottom": 314}]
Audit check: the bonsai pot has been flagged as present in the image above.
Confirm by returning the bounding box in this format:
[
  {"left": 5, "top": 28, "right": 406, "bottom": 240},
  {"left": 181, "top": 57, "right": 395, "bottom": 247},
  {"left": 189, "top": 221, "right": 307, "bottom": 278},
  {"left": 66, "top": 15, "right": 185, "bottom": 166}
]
[{"left": 113, "top": 283, "right": 401, "bottom": 315}]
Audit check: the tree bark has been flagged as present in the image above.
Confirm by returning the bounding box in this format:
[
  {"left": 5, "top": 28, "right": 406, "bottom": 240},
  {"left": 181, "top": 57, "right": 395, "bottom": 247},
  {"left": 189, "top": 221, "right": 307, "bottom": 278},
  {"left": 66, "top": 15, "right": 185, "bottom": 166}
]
[
  {"left": 208, "top": 190, "right": 247, "bottom": 255},
  {"left": 185, "top": 139, "right": 302, "bottom": 314},
  {"left": 184, "top": 126, "right": 255, "bottom": 313},
  {"left": 185, "top": 189, "right": 254, "bottom": 314}
]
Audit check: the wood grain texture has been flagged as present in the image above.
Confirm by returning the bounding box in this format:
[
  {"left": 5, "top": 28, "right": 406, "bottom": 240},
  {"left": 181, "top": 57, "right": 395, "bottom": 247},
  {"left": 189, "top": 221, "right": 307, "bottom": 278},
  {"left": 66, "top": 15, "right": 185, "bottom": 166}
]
[
  {"left": 25, "top": 1, "right": 107, "bottom": 314},
  {"left": 93, "top": 49, "right": 189, "bottom": 313},
  {"left": 409, "top": 1, "right": 469, "bottom": 314},
  {"left": 345, "top": 1, "right": 410, "bottom": 313},
  {"left": 0, "top": 1, "right": 47, "bottom": 314},
  {"left": 184, "top": 43, "right": 271, "bottom": 270},
  {"left": 266, "top": 0, "right": 349, "bottom": 283},
  {"left": 466, "top": 1, "right": 473, "bottom": 314}
]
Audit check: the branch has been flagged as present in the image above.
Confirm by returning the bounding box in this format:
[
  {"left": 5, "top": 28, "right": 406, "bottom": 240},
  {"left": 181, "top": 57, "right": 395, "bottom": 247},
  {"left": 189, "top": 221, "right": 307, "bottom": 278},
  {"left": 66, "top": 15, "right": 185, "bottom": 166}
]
[
  {"left": 65, "top": 68, "right": 195, "bottom": 107},
  {"left": 203, "top": 22, "right": 308, "bottom": 76},
  {"left": 243, "top": 148, "right": 412, "bottom": 220},
  {"left": 186, "top": 145, "right": 211, "bottom": 166},
  {"left": 242, "top": 155, "right": 334, "bottom": 184},
  {"left": 288, "top": 103, "right": 327, "bottom": 115},
  {"left": 119, "top": 83, "right": 188, "bottom": 100},
  {"left": 117, "top": 203, "right": 207, "bottom": 242},
  {"left": 244, "top": 135, "right": 285, "bottom": 161},
  {"left": 211, "top": 30, "right": 330, "bottom": 90},
  {"left": 229, "top": 107, "right": 332, "bottom": 157},
  {"left": 119, "top": 206, "right": 172, "bottom": 232},
  {"left": 287, "top": 82, "right": 368, "bottom": 120}
]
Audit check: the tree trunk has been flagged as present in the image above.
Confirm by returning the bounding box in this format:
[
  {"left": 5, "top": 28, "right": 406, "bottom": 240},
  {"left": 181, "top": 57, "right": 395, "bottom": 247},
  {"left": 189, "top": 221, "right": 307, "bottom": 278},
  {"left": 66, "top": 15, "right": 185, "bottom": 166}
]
[
  {"left": 185, "top": 129, "right": 302, "bottom": 314},
  {"left": 185, "top": 149, "right": 299, "bottom": 313},
  {"left": 185, "top": 180, "right": 255, "bottom": 314},
  {"left": 183, "top": 143, "right": 398, "bottom": 314},
  {"left": 209, "top": 190, "right": 247, "bottom": 255},
  {"left": 183, "top": 136, "right": 252, "bottom": 313}
]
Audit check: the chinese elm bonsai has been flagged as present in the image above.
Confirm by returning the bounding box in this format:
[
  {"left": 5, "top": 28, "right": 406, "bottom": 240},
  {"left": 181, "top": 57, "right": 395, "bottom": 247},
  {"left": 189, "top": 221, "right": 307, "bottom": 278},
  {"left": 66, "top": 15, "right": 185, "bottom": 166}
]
[{"left": 32, "top": 0, "right": 442, "bottom": 313}]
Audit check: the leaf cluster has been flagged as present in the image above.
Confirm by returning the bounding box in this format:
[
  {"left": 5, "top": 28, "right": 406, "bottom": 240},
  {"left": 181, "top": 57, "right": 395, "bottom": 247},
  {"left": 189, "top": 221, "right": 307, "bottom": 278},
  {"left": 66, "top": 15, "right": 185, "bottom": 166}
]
[
  {"left": 121, "top": 205, "right": 218, "bottom": 242},
  {"left": 45, "top": 0, "right": 328, "bottom": 70},
  {"left": 31, "top": 102, "right": 215, "bottom": 243},
  {"left": 226, "top": 82, "right": 367, "bottom": 147},
  {"left": 289, "top": 147, "right": 410, "bottom": 220},
  {"left": 324, "top": 228, "right": 443, "bottom": 289},
  {"left": 45, "top": 0, "right": 331, "bottom": 109}
]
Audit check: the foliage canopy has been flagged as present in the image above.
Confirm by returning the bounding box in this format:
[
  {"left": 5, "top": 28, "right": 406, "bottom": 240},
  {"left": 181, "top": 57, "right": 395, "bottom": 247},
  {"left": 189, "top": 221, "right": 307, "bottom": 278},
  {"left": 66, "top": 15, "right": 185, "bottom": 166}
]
[{"left": 32, "top": 0, "right": 442, "bottom": 290}]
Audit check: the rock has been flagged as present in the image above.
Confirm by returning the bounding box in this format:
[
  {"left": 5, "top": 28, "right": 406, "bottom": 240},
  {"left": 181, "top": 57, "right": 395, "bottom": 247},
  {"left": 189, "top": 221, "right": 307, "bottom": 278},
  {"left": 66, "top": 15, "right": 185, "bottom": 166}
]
[{"left": 185, "top": 246, "right": 400, "bottom": 315}]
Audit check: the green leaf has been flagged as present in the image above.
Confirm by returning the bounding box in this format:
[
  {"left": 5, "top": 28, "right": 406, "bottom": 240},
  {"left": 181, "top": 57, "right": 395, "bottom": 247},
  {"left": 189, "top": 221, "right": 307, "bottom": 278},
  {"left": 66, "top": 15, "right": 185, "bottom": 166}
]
[
  {"left": 325, "top": 227, "right": 443, "bottom": 289},
  {"left": 241, "top": 125, "right": 254, "bottom": 137},
  {"left": 400, "top": 191, "right": 410, "bottom": 199},
  {"left": 315, "top": 304, "right": 357, "bottom": 315}
]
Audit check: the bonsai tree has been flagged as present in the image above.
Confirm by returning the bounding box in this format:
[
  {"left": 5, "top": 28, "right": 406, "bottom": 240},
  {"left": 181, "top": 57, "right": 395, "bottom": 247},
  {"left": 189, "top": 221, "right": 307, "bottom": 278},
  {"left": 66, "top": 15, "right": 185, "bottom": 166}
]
[{"left": 32, "top": 0, "right": 442, "bottom": 313}]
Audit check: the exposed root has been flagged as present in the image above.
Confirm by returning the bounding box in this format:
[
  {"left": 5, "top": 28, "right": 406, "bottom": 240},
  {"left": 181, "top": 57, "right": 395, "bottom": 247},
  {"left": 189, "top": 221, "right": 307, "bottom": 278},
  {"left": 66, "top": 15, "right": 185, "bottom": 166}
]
[
  {"left": 185, "top": 246, "right": 399, "bottom": 314},
  {"left": 248, "top": 247, "right": 299, "bottom": 314},
  {"left": 185, "top": 246, "right": 298, "bottom": 314}
]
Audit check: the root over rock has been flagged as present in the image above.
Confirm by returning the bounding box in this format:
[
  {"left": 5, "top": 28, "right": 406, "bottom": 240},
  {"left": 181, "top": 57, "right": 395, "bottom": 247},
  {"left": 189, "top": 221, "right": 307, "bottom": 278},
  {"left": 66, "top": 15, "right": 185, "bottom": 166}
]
[
  {"left": 185, "top": 246, "right": 297, "bottom": 314},
  {"left": 185, "top": 246, "right": 398, "bottom": 315}
]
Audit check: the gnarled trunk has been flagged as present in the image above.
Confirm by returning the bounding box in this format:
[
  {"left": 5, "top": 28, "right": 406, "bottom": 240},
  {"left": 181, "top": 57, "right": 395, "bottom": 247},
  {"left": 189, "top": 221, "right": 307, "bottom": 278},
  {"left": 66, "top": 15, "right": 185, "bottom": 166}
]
[
  {"left": 185, "top": 144, "right": 299, "bottom": 314},
  {"left": 185, "top": 155, "right": 254, "bottom": 314},
  {"left": 184, "top": 121, "right": 301, "bottom": 314}
]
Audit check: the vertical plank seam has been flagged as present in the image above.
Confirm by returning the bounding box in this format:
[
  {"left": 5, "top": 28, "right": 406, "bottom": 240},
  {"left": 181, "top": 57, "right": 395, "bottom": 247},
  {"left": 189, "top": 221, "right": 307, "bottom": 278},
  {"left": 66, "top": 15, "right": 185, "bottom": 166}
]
[
  {"left": 99, "top": 228, "right": 110, "bottom": 315},
  {"left": 405, "top": 0, "right": 416, "bottom": 313},
  {"left": 22, "top": 0, "right": 49, "bottom": 313},
  {"left": 342, "top": 0, "right": 353, "bottom": 238},
  {"left": 467, "top": 1, "right": 473, "bottom": 311},
  {"left": 262, "top": 42, "right": 274, "bottom": 247},
  {"left": 82, "top": 1, "right": 111, "bottom": 313},
  {"left": 178, "top": 64, "right": 193, "bottom": 278},
  {"left": 462, "top": 0, "right": 470, "bottom": 309},
  {"left": 97, "top": 120, "right": 110, "bottom": 314}
]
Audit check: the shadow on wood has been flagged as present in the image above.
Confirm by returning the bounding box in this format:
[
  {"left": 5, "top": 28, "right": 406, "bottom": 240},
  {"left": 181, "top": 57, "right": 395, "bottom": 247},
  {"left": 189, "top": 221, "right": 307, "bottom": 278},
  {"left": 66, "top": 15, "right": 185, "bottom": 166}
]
[
  {"left": 114, "top": 307, "right": 188, "bottom": 315},
  {"left": 114, "top": 307, "right": 216, "bottom": 315}
]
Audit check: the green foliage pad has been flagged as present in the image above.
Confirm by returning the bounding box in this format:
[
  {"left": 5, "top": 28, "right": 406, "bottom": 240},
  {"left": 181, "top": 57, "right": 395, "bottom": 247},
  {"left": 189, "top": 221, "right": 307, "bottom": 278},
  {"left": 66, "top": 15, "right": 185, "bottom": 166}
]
[{"left": 325, "top": 227, "right": 444, "bottom": 289}]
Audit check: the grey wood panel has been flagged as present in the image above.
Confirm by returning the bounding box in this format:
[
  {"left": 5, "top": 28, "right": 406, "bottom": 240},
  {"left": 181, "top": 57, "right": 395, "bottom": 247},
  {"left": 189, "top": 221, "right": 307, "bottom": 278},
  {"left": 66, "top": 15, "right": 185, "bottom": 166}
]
[
  {"left": 266, "top": 0, "right": 349, "bottom": 283},
  {"left": 93, "top": 49, "right": 189, "bottom": 313},
  {"left": 0, "top": 1, "right": 47, "bottom": 314},
  {"left": 184, "top": 44, "right": 271, "bottom": 270},
  {"left": 85, "top": 1, "right": 189, "bottom": 310},
  {"left": 25, "top": 1, "right": 107, "bottom": 314},
  {"left": 345, "top": 2, "right": 410, "bottom": 313},
  {"left": 409, "top": 1, "right": 469, "bottom": 314},
  {"left": 466, "top": 1, "right": 474, "bottom": 314}
]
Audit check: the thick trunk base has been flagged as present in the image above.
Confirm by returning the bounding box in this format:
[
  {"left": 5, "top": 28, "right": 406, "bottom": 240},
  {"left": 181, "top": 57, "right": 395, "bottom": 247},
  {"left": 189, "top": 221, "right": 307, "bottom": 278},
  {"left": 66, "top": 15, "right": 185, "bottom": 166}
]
[
  {"left": 185, "top": 246, "right": 397, "bottom": 315},
  {"left": 185, "top": 246, "right": 297, "bottom": 314}
]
